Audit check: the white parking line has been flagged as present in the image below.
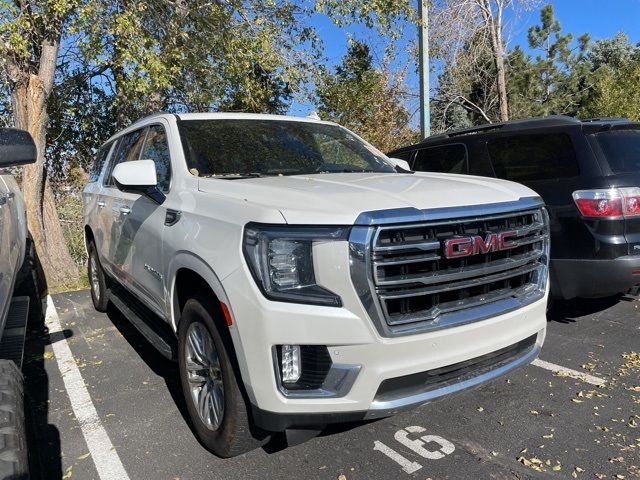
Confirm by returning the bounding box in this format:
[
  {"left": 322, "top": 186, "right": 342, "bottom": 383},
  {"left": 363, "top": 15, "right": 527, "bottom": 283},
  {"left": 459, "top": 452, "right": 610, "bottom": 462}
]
[
  {"left": 532, "top": 358, "right": 606, "bottom": 386},
  {"left": 45, "top": 296, "right": 131, "bottom": 480}
]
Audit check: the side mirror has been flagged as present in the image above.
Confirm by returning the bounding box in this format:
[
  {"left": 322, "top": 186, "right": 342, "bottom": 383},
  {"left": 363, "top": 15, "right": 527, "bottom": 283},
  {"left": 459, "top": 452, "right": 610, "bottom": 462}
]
[
  {"left": 0, "top": 128, "right": 37, "bottom": 167},
  {"left": 112, "top": 159, "right": 165, "bottom": 204},
  {"left": 388, "top": 157, "right": 413, "bottom": 173}
]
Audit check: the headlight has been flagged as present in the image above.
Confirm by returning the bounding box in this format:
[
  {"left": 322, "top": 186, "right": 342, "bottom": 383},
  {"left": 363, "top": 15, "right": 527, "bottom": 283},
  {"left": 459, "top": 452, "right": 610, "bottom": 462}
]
[{"left": 243, "top": 223, "right": 349, "bottom": 307}]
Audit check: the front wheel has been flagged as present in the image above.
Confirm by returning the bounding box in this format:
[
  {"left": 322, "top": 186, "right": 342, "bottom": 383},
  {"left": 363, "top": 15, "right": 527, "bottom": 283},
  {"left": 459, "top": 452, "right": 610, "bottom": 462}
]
[
  {"left": 178, "top": 294, "right": 269, "bottom": 457},
  {"left": 88, "top": 241, "right": 110, "bottom": 312}
]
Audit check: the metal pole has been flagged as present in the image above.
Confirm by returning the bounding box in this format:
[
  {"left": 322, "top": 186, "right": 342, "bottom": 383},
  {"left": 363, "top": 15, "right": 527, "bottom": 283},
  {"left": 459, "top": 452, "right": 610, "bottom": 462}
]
[{"left": 418, "top": 0, "right": 430, "bottom": 139}]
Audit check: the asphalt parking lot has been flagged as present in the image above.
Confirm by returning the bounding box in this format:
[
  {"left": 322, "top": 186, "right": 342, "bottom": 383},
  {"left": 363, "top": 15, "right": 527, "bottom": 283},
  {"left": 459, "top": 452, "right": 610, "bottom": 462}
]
[{"left": 23, "top": 289, "right": 639, "bottom": 480}]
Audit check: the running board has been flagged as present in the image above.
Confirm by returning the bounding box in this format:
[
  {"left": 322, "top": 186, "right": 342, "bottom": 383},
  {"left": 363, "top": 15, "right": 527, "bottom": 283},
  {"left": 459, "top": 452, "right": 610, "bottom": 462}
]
[
  {"left": 0, "top": 296, "right": 30, "bottom": 369},
  {"left": 109, "top": 286, "right": 176, "bottom": 361}
]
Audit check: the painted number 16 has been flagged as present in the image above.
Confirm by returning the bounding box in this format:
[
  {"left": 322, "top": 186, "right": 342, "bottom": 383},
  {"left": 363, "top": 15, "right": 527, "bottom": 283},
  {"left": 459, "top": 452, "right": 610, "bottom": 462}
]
[{"left": 373, "top": 426, "right": 456, "bottom": 474}]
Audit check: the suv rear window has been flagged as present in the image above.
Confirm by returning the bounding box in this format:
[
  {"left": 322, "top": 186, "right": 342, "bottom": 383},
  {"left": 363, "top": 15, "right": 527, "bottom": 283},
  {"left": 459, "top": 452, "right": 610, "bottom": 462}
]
[
  {"left": 594, "top": 129, "right": 640, "bottom": 173},
  {"left": 413, "top": 144, "right": 467, "bottom": 174},
  {"left": 487, "top": 133, "right": 579, "bottom": 181}
]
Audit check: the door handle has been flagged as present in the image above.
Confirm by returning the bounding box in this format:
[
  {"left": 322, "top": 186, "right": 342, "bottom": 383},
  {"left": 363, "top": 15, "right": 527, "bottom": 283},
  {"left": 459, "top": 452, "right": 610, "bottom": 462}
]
[
  {"left": 97, "top": 201, "right": 106, "bottom": 208},
  {"left": 119, "top": 206, "right": 131, "bottom": 215}
]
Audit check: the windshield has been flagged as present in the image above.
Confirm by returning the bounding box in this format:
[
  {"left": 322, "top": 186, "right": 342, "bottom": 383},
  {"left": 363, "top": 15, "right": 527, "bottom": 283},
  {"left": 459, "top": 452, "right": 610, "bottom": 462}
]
[
  {"left": 594, "top": 129, "right": 640, "bottom": 173},
  {"left": 177, "top": 119, "right": 395, "bottom": 177}
]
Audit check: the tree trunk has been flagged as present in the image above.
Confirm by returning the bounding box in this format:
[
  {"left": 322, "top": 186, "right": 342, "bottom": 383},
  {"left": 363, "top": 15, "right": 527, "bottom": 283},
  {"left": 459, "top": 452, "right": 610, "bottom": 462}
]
[
  {"left": 11, "top": 49, "right": 79, "bottom": 290},
  {"left": 479, "top": 0, "right": 509, "bottom": 121},
  {"left": 491, "top": 31, "right": 509, "bottom": 121}
]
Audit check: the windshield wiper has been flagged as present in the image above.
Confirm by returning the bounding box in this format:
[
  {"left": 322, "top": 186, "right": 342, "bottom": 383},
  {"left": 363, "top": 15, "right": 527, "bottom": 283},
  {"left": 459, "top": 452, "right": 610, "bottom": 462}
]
[{"left": 207, "top": 173, "right": 266, "bottom": 180}]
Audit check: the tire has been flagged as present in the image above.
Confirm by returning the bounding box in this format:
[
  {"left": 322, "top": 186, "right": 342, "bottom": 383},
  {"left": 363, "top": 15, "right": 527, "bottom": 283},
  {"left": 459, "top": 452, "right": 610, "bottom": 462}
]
[
  {"left": 0, "top": 360, "right": 28, "bottom": 479},
  {"left": 88, "top": 241, "right": 110, "bottom": 312},
  {"left": 178, "top": 294, "right": 269, "bottom": 457}
]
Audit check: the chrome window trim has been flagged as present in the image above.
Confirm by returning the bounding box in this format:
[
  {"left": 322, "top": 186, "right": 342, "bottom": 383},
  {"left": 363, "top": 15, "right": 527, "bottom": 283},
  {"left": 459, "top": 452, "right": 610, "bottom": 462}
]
[{"left": 349, "top": 196, "right": 549, "bottom": 338}]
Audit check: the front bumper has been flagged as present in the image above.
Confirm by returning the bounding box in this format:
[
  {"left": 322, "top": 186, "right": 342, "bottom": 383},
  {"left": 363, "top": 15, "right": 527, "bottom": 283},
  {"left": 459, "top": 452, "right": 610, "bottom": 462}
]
[
  {"left": 223, "top": 257, "right": 548, "bottom": 431},
  {"left": 251, "top": 333, "right": 542, "bottom": 431},
  {"left": 551, "top": 256, "right": 640, "bottom": 299}
]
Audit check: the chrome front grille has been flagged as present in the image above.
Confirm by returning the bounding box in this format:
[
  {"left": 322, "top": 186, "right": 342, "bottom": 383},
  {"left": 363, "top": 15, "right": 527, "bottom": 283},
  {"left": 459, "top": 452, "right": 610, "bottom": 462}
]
[{"left": 349, "top": 198, "right": 549, "bottom": 337}]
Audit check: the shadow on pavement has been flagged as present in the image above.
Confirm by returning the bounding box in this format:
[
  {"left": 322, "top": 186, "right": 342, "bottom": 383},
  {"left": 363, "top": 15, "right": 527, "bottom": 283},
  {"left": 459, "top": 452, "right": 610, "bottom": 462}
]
[
  {"left": 547, "top": 294, "right": 622, "bottom": 323},
  {"left": 103, "top": 304, "right": 191, "bottom": 431},
  {"left": 16, "top": 240, "right": 63, "bottom": 480}
]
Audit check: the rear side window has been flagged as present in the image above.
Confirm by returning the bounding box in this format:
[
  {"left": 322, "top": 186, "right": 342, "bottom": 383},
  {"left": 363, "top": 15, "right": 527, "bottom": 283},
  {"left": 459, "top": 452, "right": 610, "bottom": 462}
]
[
  {"left": 487, "top": 133, "right": 579, "bottom": 181},
  {"left": 104, "top": 128, "right": 147, "bottom": 186},
  {"left": 89, "top": 142, "right": 112, "bottom": 182},
  {"left": 413, "top": 144, "right": 467, "bottom": 174},
  {"left": 594, "top": 130, "right": 640, "bottom": 173}
]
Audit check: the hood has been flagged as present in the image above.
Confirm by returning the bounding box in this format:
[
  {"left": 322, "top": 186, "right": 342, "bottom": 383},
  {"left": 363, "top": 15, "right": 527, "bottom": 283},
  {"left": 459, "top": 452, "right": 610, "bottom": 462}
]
[{"left": 198, "top": 172, "right": 539, "bottom": 225}]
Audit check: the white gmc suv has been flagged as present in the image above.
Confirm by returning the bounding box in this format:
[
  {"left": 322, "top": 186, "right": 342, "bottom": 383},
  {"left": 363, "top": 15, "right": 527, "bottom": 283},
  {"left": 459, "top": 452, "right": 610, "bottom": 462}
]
[{"left": 83, "top": 112, "right": 549, "bottom": 457}]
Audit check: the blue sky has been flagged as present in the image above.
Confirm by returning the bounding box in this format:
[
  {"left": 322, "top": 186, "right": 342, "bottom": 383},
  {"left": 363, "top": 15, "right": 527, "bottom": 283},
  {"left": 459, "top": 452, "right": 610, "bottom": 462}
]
[{"left": 290, "top": 0, "right": 640, "bottom": 115}]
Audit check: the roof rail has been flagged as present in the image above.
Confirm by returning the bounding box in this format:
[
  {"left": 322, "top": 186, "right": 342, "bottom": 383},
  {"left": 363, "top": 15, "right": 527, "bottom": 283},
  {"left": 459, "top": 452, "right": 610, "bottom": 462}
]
[
  {"left": 425, "top": 115, "right": 580, "bottom": 141},
  {"left": 581, "top": 117, "right": 629, "bottom": 123},
  {"left": 130, "top": 111, "right": 171, "bottom": 124}
]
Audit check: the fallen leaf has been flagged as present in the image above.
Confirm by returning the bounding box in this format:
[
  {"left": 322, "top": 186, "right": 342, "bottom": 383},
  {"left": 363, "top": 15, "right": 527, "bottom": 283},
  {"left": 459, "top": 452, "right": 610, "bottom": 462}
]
[{"left": 62, "top": 466, "right": 73, "bottom": 479}]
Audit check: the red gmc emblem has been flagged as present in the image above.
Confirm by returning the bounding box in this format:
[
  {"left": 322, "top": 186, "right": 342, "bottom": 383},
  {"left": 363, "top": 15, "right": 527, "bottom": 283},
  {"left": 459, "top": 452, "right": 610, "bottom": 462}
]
[{"left": 443, "top": 231, "right": 519, "bottom": 259}]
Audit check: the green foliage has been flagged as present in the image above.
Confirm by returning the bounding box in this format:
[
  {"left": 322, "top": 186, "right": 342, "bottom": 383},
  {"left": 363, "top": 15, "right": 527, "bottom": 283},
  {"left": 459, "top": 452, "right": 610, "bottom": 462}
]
[
  {"left": 315, "top": 0, "right": 414, "bottom": 33},
  {"left": 514, "top": 4, "right": 590, "bottom": 117},
  {"left": 46, "top": 65, "right": 117, "bottom": 179},
  {"left": 55, "top": 190, "right": 87, "bottom": 268},
  {"left": 580, "top": 60, "right": 640, "bottom": 121},
  {"left": 315, "top": 40, "right": 417, "bottom": 152},
  {"left": 588, "top": 32, "right": 640, "bottom": 71},
  {"left": 431, "top": 28, "right": 500, "bottom": 129},
  {"left": 75, "top": 0, "right": 320, "bottom": 124}
]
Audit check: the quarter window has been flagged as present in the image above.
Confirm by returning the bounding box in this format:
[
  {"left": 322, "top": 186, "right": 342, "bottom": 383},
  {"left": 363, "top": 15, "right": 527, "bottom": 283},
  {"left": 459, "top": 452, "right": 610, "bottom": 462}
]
[
  {"left": 487, "top": 133, "right": 579, "bottom": 181},
  {"left": 413, "top": 144, "right": 467, "bottom": 174},
  {"left": 140, "top": 125, "right": 172, "bottom": 192},
  {"left": 593, "top": 129, "right": 640, "bottom": 173}
]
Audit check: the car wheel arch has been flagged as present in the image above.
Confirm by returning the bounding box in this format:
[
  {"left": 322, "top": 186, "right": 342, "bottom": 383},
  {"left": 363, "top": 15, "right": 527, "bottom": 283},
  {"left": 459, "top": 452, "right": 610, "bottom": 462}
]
[{"left": 169, "top": 253, "right": 257, "bottom": 404}]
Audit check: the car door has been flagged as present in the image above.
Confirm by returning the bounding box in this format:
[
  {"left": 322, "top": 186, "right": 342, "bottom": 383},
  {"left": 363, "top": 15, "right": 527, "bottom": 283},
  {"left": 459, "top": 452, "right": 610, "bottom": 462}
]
[
  {"left": 0, "top": 175, "right": 15, "bottom": 325},
  {"left": 126, "top": 123, "right": 173, "bottom": 314},
  {"left": 101, "top": 128, "right": 148, "bottom": 292},
  {"left": 84, "top": 141, "right": 116, "bottom": 266}
]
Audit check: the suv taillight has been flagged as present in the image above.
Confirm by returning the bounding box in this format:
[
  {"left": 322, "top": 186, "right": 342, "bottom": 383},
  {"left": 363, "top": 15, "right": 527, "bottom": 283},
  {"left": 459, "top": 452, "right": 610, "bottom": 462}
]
[{"left": 573, "top": 188, "right": 640, "bottom": 218}]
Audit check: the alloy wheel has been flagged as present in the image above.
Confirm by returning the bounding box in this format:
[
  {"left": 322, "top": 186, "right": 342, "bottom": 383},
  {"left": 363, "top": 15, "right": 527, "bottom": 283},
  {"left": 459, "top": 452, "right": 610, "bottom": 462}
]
[
  {"left": 184, "top": 322, "right": 225, "bottom": 431},
  {"left": 90, "top": 254, "right": 100, "bottom": 299}
]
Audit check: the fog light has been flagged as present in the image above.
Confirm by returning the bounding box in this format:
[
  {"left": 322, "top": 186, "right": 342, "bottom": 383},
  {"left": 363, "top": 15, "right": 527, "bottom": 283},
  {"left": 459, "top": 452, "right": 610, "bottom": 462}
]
[{"left": 281, "top": 344, "right": 301, "bottom": 383}]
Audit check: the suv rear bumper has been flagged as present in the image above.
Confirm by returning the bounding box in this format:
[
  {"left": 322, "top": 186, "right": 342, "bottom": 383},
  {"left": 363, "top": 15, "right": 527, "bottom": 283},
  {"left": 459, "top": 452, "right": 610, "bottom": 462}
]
[{"left": 551, "top": 256, "right": 640, "bottom": 299}]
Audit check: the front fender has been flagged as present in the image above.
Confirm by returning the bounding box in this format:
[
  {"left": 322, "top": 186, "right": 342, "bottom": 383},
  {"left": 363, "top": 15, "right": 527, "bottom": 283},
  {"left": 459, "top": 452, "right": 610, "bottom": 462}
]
[{"left": 167, "top": 252, "right": 257, "bottom": 403}]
